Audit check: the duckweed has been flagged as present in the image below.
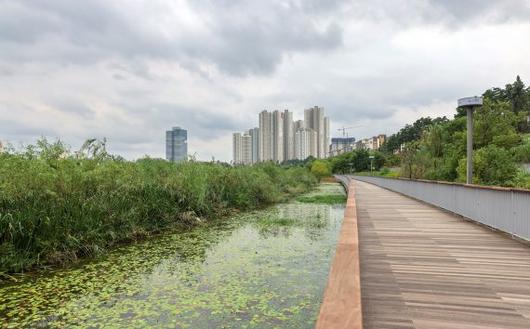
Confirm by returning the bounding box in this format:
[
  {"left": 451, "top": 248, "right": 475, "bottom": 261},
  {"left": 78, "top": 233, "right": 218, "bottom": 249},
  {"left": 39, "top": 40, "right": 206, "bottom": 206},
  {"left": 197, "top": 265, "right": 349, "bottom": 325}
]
[{"left": 0, "top": 184, "right": 346, "bottom": 328}]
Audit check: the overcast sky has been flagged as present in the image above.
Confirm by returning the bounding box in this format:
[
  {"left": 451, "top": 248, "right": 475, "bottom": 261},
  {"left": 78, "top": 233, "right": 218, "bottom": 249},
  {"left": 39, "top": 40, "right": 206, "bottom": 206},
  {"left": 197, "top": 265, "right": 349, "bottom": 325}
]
[{"left": 1, "top": 0, "right": 530, "bottom": 161}]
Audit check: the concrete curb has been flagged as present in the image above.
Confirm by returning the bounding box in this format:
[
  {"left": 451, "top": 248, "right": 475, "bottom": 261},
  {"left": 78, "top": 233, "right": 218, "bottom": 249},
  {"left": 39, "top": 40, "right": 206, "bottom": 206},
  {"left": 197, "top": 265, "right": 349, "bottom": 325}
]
[{"left": 315, "top": 180, "right": 363, "bottom": 329}]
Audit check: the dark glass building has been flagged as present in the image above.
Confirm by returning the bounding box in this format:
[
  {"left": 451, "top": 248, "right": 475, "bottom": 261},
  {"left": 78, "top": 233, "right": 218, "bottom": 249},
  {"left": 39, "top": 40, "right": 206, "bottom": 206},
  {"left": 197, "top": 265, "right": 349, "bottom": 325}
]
[{"left": 166, "top": 127, "right": 188, "bottom": 162}]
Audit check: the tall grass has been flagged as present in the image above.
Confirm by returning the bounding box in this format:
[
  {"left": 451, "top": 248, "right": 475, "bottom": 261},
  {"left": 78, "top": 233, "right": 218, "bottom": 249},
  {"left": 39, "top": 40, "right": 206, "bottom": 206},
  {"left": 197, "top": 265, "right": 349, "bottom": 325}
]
[{"left": 0, "top": 140, "right": 317, "bottom": 274}]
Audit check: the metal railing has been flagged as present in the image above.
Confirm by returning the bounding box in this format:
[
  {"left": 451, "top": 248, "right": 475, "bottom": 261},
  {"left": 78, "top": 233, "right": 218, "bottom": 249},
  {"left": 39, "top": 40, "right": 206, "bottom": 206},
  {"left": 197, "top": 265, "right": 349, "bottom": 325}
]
[{"left": 350, "top": 176, "right": 530, "bottom": 242}]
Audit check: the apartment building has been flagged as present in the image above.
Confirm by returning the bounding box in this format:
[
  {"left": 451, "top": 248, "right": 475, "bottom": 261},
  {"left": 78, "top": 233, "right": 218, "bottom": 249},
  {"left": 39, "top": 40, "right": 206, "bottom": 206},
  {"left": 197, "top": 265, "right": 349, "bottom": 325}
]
[
  {"left": 233, "top": 107, "right": 330, "bottom": 165},
  {"left": 259, "top": 110, "right": 273, "bottom": 161},
  {"left": 330, "top": 137, "right": 356, "bottom": 156},
  {"left": 233, "top": 131, "right": 252, "bottom": 165},
  {"left": 355, "top": 134, "right": 387, "bottom": 150},
  {"left": 272, "top": 110, "right": 284, "bottom": 163}
]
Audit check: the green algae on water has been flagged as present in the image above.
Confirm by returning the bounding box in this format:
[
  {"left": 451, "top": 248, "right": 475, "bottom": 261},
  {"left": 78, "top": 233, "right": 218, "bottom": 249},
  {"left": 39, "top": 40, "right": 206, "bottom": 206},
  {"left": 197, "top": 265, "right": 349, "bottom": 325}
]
[
  {"left": 295, "top": 182, "right": 347, "bottom": 204},
  {"left": 0, "top": 183, "right": 346, "bottom": 328}
]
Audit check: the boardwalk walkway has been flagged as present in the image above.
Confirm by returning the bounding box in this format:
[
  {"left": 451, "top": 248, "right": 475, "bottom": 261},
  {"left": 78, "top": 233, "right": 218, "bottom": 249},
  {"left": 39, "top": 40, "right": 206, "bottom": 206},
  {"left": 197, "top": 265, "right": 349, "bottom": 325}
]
[{"left": 355, "top": 179, "right": 530, "bottom": 329}]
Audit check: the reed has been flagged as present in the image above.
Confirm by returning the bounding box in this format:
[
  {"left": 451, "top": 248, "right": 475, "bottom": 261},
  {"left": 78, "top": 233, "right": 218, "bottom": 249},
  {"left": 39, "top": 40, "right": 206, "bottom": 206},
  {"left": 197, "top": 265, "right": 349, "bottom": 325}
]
[{"left": 0, "top": 140, "right": 317, "bottom": 274}]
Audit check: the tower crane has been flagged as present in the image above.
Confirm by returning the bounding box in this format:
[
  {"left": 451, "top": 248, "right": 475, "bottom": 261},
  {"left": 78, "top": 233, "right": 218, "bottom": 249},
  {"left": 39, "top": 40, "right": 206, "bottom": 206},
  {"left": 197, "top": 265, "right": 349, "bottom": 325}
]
[{"left": 337, "top": 125, "right": 364, "bottom": 138}]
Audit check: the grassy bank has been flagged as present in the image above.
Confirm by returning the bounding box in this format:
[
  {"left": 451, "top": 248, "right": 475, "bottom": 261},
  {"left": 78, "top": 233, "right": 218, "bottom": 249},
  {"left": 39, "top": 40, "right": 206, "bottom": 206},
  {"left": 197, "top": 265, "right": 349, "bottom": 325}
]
[{"left": 0, "top": 140, "right": 317, "bottom": 275}]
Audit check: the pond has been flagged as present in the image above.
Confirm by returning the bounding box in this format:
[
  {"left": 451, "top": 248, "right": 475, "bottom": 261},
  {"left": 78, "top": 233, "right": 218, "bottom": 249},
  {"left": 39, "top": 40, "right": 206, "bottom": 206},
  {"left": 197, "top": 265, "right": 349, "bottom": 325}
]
[{"left": 0, "top": 183, "right": 346, "bottom": 328}]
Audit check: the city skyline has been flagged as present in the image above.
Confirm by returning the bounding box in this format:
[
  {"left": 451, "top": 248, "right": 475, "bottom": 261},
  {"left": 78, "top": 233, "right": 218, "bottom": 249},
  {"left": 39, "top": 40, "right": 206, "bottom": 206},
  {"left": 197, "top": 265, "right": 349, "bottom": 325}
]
[
  {"left": 1, "top": 1, "right": 530, "bottom": 162},
  {"left": 233, "top": 107, "right": 330, "bottom": 164}
]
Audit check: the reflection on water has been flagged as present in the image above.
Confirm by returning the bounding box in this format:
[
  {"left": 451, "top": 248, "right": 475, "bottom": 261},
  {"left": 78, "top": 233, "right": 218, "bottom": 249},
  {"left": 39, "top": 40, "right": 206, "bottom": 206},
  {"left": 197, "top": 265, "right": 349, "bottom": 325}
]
[{"left": 1, "top": 183, "right": 345, "bottom": 328}]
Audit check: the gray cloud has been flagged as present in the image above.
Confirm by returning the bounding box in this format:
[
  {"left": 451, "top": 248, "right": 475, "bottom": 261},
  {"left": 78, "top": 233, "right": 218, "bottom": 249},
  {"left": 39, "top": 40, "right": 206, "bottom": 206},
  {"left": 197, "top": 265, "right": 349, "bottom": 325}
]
[
  {"left": 430, "top": 0, "right": 530, "bottom": 24},
  {"left": 0, "top": 0, "right": 344, "bottom": 76},
  {"left": 1, "top": 0, "right": 530, "bottom": 161}
]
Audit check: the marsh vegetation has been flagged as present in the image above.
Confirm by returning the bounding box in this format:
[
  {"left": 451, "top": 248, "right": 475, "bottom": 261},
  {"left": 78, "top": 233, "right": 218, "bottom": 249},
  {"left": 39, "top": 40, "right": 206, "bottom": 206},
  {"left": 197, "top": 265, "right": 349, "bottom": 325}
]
[{"left": 0, "top": 139, "right": 317, "bottom": 275}]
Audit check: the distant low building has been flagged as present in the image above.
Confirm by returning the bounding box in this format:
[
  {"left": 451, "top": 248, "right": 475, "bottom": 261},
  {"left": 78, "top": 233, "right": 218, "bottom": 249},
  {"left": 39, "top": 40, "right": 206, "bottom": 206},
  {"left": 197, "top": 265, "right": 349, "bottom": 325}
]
[
  {"left": 355, "top": 134, "right": 386, "bottom": 151},
  {"left": 330, "top": 137, "right": 356, "bottom": 156},
  {"left": 166, "top": 127, "right": 188, "bottom": 162}
]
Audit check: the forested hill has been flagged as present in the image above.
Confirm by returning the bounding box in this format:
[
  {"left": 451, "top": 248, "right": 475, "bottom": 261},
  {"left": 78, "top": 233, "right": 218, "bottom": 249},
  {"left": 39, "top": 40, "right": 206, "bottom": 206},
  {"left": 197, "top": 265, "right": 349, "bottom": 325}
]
[{"left": 380, "top": 76, "right": 530, "bottom": 188}]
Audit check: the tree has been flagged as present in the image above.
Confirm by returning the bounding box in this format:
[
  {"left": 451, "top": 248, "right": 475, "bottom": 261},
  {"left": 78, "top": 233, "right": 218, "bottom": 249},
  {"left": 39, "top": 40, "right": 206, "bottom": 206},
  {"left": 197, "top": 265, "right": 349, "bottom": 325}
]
[
  {"left": 400, "top": 141, "right": 420, "bottom": 179},
  {"left": 474, "top": 99, "right": 520, "bottom": 149},
  {"left": 457, "top": 145, "right": 518, "bottom": 185},
  {"left": 310, "top": 160, "right": 331, "bottom": 180},
  {"left": 380, "top": 116, "right": 448, "bottom": 154},
  {"left": 506, "top": 75, "right": 528, "bottom": 114}
]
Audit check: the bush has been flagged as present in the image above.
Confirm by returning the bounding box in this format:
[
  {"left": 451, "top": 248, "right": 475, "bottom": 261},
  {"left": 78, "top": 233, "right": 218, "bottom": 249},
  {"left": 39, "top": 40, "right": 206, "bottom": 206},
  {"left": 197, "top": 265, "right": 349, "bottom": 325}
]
[
  {"left": 310, "top": 160, "right": 331, "bottom": 180},
  {"left": 457, "top": 145, "right": 518, "bottom": 185}
]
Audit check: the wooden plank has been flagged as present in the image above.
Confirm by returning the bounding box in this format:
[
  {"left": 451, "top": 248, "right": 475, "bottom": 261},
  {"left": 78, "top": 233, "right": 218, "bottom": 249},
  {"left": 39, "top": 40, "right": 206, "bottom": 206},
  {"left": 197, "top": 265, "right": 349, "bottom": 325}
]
[
  {"left": 355, "top": 179, "right": 530, "bottom": 329},
  {"left": 316, "top": 181, "right": 363, "bottom": 329}
]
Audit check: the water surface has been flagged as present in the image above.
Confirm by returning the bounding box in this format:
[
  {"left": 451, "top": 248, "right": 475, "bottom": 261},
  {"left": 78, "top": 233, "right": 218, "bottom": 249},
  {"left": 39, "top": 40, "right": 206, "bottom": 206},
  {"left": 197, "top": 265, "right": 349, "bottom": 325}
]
[{"left": 1, "top": 183, "right": 345, "bottom": 328}]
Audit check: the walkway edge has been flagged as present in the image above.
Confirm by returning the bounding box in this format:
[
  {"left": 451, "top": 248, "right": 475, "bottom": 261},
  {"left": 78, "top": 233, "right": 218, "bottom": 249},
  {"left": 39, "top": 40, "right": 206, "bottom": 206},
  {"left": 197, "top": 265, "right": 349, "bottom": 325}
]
[{"left": 316, "top": 180, "right": 363, "bottom": 329}]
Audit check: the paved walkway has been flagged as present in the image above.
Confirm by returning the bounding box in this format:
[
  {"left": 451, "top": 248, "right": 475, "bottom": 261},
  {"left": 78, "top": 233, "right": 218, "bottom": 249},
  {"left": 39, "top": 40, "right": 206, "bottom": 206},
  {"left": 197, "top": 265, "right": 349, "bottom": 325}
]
[{"left": 355, "top": 179, "right": 530, "bottom": 329}]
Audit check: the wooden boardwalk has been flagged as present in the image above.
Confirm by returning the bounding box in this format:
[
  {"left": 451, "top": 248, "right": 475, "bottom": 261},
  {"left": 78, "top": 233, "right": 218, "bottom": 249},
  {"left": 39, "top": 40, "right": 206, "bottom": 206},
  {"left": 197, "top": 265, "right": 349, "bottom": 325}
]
[{"left": 355, "top": 179, "right": 530, "bottom": 329}]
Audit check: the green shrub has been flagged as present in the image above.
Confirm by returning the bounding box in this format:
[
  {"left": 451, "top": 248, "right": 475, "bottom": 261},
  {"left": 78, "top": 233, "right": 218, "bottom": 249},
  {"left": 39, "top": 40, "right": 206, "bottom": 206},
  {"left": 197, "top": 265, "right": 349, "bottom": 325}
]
[
  {"left": 457, "top": 145, "right": 518, "bottom": 185},
  {"left": 310, "top": 160, "right": 331, "bottom": 180}
]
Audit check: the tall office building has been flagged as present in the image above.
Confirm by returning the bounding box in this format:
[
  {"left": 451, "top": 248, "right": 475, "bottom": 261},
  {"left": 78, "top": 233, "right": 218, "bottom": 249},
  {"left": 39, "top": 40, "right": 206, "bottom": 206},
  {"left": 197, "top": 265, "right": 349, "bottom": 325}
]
[
  {"left": 259, "top": 110, "right": 273, "bottom": 161},
  {"left": 166, "top": 127, "right": 188, "bottom": 162},
  {"left": 249, "top": 127, "right": 260, "bottom": 164},
  {"left": 272, "top": 110, "right": 284, "bottom": 163},
  {"left": 283, "top": 110, "right": 294, "bottom": 161}
]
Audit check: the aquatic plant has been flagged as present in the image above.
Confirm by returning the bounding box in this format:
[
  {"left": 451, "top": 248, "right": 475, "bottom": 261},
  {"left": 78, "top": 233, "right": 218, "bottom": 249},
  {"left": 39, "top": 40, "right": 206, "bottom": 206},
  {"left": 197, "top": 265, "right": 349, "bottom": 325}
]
[
  {"left": 295, "top": 183, "right": 347, "bottom": 204},
  {"left": 295, "top": 194, "right": 347, "bottom": 204},
  {"left": 0, "top": 139, "right": 317, "bottom": 274},
  {"left": 0, "top": 187, "right": 345, "bottom": 328}
]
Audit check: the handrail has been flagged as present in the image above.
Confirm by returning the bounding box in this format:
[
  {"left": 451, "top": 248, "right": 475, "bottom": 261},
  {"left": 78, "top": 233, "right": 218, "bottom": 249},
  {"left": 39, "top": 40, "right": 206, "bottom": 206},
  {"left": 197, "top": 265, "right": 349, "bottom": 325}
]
[
  {"left": 352, "top": 175, "right": 530, "bottom": 194},
  {"left": 352, "top": 175, "right": 530, "bottom": 242}
]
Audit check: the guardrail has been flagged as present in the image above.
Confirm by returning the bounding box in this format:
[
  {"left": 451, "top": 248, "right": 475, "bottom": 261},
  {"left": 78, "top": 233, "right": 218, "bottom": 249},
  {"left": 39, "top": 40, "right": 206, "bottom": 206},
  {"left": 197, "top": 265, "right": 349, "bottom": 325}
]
[{"left": 351, "top": 176, "right": 530, "bottom": 242}]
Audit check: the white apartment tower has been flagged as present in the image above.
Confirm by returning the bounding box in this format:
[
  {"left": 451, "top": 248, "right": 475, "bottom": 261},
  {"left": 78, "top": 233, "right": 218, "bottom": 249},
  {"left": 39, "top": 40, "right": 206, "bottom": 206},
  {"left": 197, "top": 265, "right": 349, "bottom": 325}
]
[
  {"left": 233, "top": 132, "right": 252, "bottom": 165},
  {"left": 283, "top": 110, "right": 294, "bottom": 161},
  {"left": 249, "top": 127, "right": 260, "bottom": 164},
  {"left": 304, "top": 106, "right": 330, "bottom": 158},
  {"left": 241, "top": 133, "right": 252, "bottom": 165},
  {"left": 272, "top": 110, "right": 284, "bottom": 163},
  {"left": 294, "top": 120, "right": 304, "bottom": 130},
  {"left": 324, "top": 116, "right": 330, "bottom": 158},
  {"left": 233, "top": 133, "right": 242, "bottom": 164},
  {"left": 294, "top": 128, "right": 318, "bottom": 160},
  {"left": 259, "top": 111, "right": 273, "bottom": 161}
]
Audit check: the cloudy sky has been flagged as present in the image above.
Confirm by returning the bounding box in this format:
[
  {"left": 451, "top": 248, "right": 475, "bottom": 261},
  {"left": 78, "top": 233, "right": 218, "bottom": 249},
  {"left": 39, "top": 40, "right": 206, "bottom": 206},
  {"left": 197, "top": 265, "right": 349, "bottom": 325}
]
[{"left": 1, "top": 0, "right": 530, "bottom": 161}]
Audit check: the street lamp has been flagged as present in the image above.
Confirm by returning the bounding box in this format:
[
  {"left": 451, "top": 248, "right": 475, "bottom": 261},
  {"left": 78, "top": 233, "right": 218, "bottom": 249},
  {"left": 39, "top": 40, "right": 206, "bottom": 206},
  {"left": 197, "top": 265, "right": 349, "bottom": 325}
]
[
  {"left": 369, "top": 155, "right": 375, "bottom": 176},
  {"left": 457, "top": 96, "right": 483, "bottom": 184}
]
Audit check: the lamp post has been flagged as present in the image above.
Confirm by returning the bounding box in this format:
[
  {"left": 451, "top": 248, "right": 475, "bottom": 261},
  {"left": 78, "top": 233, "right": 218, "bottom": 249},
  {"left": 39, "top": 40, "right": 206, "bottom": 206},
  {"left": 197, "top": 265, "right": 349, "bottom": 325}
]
[
  {"left": 457, "top": 96, "right": 483, "bottom": 184},
  {"left": 369, "top": 155, "right": 375, "bottom": 176}
]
